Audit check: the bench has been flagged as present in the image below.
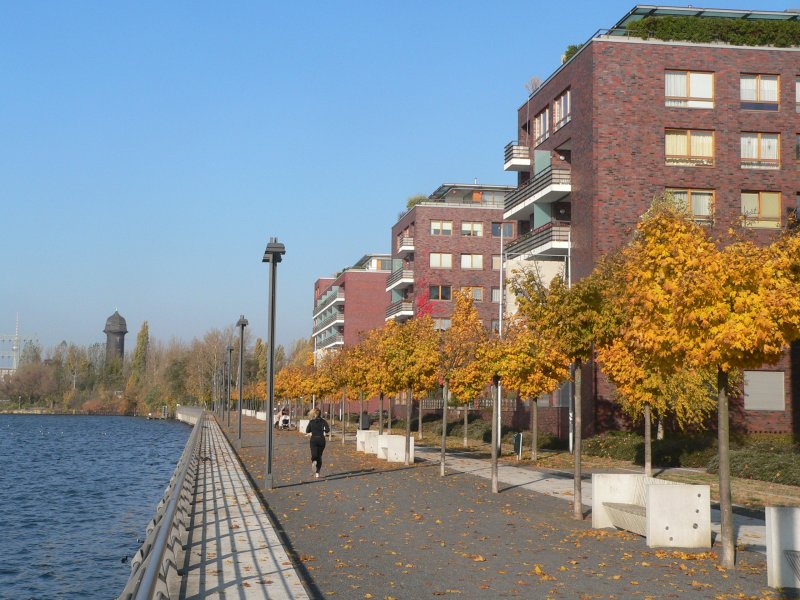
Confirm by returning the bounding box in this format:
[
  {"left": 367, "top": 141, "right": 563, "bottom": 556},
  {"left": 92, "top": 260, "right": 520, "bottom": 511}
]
[
  {"left": 356, "top": 430, "right": 378, "bottom": 452},
  {"left": 592, "top": 474, "right": 711, "bottom": 548},
  {"left": 766, "top": 506, "right": 800, "bottom": 588},
  {"left": 377, "top": 434, "right": 414, "bottom": 463}
]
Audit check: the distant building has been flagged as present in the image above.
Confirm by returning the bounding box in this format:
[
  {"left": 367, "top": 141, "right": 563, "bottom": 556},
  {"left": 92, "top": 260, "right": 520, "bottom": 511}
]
[
  {"left": 312, "top": 254, "right": 392, "bottom": 362},
  {"left": 103, "top": 311, "right": 128, "bottom": 362},
  {"left": 388, "top": 183, "right": 516, "bottom": 330}
]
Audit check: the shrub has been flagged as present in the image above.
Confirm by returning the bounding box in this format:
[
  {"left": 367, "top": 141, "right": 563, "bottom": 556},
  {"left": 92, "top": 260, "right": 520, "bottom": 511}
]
[
  {"left": 707, "top": 447, "right": 800, "bottom": 486},
  {"left": 627, "top": 16, "right": 800, "bottom": 48}
]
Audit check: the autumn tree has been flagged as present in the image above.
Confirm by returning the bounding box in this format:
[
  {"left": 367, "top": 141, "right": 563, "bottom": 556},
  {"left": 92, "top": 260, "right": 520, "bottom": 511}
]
[
  {"left": 381, "top": 316, "right": 440, "bottom": 465},
  {"left": 124, "top": 321, "right": 149, "bottom": 415},
  {"left": 610, "top": 195, "right": 800, "bottom": 567},
  {"left": 438, "top": 291, "right": 490, "bottom": 475}
]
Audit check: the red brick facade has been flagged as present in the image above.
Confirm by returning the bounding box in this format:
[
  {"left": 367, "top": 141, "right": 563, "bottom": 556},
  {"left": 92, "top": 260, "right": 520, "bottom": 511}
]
[
  {"left": 389, "top": 185, "right": 516, "bottom": 328},
  {"left": 513, "top": 35, "right": 800, "bottom": 435}
]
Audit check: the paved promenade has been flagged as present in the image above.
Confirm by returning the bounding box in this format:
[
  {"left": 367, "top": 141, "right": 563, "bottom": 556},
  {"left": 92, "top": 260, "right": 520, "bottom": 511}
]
[
  {"left": 216, "top": 413, "right": 785, "bottom": 599},
  {"left": 171, "top": 415, "right": 308, "bottom": 599}
]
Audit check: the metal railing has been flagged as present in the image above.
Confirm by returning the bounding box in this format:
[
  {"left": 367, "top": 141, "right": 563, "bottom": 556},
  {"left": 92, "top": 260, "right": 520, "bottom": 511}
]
[
  {"left": 397, "top": 236, "right": 414, "bottom": 250},
  {"left": 506, "top": 220, "right": 571, "bottom": 256},
  {"left": 313, "top": 288, "right": 345, "bottom": 315},
  {"left": 504, "top": 167, "right": 571, "bottom": 214},
  {"left": 117, "top": 409, "right": 204, "bottom": 600},
  {"left": 504, "top": 141, "right": 531, "bottom": 164},
  {"left": 317, "top": 333, "right": 344, "bottom": 349},
  {"left": 386, "top": 300, "right": 414, "bottom": 319},
  {"left": 313, "top": 310, "right": 344, "bottom": 334},
  {"left": 386, "top": 268, "right": 414, "bottom": 289}
]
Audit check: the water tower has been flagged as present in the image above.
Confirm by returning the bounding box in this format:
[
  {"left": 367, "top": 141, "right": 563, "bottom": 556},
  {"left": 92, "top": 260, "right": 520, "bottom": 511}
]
[{"left": 103, "top": 310, "right": 128, "bottom": 361}]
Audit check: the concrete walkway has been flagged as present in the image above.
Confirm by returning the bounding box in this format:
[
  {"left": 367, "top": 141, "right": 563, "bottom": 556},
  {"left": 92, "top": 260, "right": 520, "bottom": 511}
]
[
  {"left": 171, "top": 416, "right": 309, "bottom": 599},
  {"left": 415, "top": 446, "right": 768, "bottom": 553}
]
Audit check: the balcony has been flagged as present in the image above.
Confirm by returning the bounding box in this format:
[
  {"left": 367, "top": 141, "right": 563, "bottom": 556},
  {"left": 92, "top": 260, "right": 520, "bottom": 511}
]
[
  {"left": 313, "top": 311, "right": 345, "bottom": 336},
  {"left": 313, "top": 287, "right": 345, "bottom": 317},
  {"left": 505, "top": 220, "right": 571, "bottom": 258},
  {"left": 504, "top": 166, "right": 571, "bottom": 221},
  {"left": 316, "top": 333, "right": 344, "bottom": 350},
  {"left": 385, "top": 300, "right": 414, "bottom": 322},
  {"left": 396, "top": 236, "right": 415, "bottom": 257},
  {"left": 386, "top": 268, "right": 414, "bottom": 292},
  {"left": 503, "top": 141, "right": 531, "bottom": 171}
]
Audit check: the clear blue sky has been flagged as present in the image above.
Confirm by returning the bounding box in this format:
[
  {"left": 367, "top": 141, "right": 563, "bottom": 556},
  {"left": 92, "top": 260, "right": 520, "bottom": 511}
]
[{"left": 1, "top": 1, "right": 790, "bottom": 358}]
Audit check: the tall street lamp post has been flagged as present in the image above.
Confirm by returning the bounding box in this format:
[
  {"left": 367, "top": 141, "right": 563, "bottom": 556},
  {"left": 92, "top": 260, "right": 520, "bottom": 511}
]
[
  {"left": 236, "top": 315, "right": 248, "bottom": 444},
  {"left": 262, "top": 237, "right": 285, "bottom": 491},
  {"left": 226, "top": 345, "right": 233, "bottom": 428}
]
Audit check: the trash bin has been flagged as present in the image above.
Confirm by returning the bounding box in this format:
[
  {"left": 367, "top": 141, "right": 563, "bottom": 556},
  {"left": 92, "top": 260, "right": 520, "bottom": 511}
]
[
  {"left": 359, "top": 412, "right": 371, "bottom": 430},
  {"left": 513, "top": 432, "right": 523, "bottom": 458}
]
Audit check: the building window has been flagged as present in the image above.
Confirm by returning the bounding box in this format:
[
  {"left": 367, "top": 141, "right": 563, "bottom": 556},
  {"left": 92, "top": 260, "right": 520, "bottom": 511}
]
[
  {"left": 430, "top": 253, "right": 452, "bottom": 268},
  {"left": 667, "top": 188, "right": 714, "bottom": 222},
  {"left": 461, "top": 222, "right": 483, "bottom": 237},
  {"left": 741, "top": 133, "right": 780, "bottom": 169},
  {"left": 796, "top": 77, "right": 800, "bottom": 112},
  {"left": 492, "top": 255, "right": 502, "bottom": 270},
  {"left": 743, "top": 371, "right": 785, "bottom": 411},
  {"left": 462, "top": 286, "right": 483, "bottom": 302},
  {"left": 378, "top": 259, "right": 391, "bottom": 270},
  {"left": 430, "top": 220, "right": 452, "bottom": 236},
  {"left": 665, "top": 71, "right": 714, "bottom": 108},
  {"left": 491, "top": 222, "right": 514, "bottom": 237},
  {"left": 796, "top": 134, "right": 800, "bottom": 160},
  {"left": 461, "top": 254, "right": 483, "bottom": 270},
  {"left": 665, "top": 129, "right": 714, "bottom": 167},
  {"left": 533, "top": 106, "right": 550, "bottom": 146},
  {"left": 429, "top": 285, "right": 451, "bottom": 301},
  {"left": 433, "top": 318, "right": 451, "bottom": 331},
  {"left": 741, "top": 74, "right": 779, "bottom": 110},
  {"left": 741, "top": 191, "right": 781, "bottom": 228},
  {"left": 553, "top": 89, "right": 571, "bottom": 129},
  {"left": 491, "top": 320, "right": 500, "bottom": 333},
  {"left": 491, "top": 287, "right": 502, "bottom": 303}
]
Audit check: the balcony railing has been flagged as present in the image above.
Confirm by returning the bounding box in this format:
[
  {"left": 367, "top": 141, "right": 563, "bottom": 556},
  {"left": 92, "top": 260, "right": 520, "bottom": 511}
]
[
  {"left": 385, "top": 300, "right": 414, "bottom": 321},
  {"left": 503, "top": 141, "right": 531, "bottom": 171},
  {"left": 397, "top": 236, "right": 415, "bottom": 255},
  {"left": 506, "top": 220, "right": 571, "bottom": 257},
  {"left": 504, "top": 167, "right": 571, "bottom": 217},
  {"left": 313, "top": 311, "right": 345, "bottom": 335},
  {"left": 316, "top": 333, "right": 344, "bottom": 349},
  {"left": 741, "top": 158, "right": 780, "bottom": 170},
  {"left": 386, "top": 268, "right": 414, "bottom": 291},
  {"left": 313, "top": 288, "right": 345, "bottom": 315}
]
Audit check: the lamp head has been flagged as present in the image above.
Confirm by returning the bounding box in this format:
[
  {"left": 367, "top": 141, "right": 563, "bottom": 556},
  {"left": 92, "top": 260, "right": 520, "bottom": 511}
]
[
  {"left": 236, "top": 315, "right": 248, "bottom": 328},
  {"left": 262, "top": 237, "right": 286, "bottom": 263}
]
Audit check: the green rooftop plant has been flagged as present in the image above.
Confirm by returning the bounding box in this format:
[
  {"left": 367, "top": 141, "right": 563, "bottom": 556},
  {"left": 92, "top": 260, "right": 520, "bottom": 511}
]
[
  {"left": 406, "top": 194, "right": 427, "bottom": 209},
  {"left": 562, "top": 43, "right": 583, "bottom": 63},
  {"left": 627, "top": 15, "right": 800, "bottom": 47}
]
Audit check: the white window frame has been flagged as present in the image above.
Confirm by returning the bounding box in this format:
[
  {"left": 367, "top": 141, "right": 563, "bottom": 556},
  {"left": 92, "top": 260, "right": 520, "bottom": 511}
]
[
  {"left": 533, "top": 106, "right": 550, "bottom": 146},
  {"left": 553, "top": 89, "right": 571, "bottom": 129}
]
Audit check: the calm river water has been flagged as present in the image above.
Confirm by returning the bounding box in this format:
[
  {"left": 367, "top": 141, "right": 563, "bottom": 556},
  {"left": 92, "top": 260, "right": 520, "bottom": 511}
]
[{"left": 0, "top": 414, "right": 191, "bottom": 599}]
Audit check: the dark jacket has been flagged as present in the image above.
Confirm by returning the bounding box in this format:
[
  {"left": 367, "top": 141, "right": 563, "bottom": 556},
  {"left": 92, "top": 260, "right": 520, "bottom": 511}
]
[{"left": 306, "top": 417, "right": 330, "bottom": 439}]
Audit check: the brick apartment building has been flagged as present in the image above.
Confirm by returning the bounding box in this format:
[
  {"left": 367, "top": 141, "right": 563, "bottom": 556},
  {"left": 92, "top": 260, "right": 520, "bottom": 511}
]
[
  {"left": 387, "top": 183, "right": 516, "bottom": 330},
  {"left": 503, "top": 5, "right": 800, "bottom": 435},
  {"left": 312, "top": 254, "right": 391, "bottom": 362}
]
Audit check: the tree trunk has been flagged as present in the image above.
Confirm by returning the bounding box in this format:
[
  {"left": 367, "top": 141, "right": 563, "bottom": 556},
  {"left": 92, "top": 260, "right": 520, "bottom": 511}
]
[
  {"left": 418, "top": 396, "right": 423, "bottom": 441},
  {"left": 379, "top": 392, "right": 384, "bottom": 434},
  {"left": 644, "top": 402, "right": 652, "bottom": 477},
  {"left": 717, "top": 368, "right": 735, "bottom": 569},
  {"left": 573, "top": 360, "right": 583, "bottom": 520},
  {"left": 440, "top": 383, "right": 448, "bottom": 477},
  {"left": 491, "top": 377, "right": 499, "bottom": 494},
  {"left": 657, "top": 416, "right": 664, "bottom": 440},
  {"left": 531, "top": 398, "right": 538, "bottom": 462},
  {"left": 405, "top": 387, "right": 413, "bottom": 466},
  {"left": 389, "top": 397, "right": 394, "bottom": 434},
  {"left": 359, "top": 391, "right": 364, "bottom": 430},
  {"left": 463, "top": 404, "right": 468, "bottom": 448},
  {"left": 341, "top": 387, "right": 347, "bottom": 445}
]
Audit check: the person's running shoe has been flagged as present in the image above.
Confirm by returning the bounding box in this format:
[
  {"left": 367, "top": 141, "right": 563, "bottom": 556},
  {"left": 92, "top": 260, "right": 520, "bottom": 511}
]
[{"left": 315, "top": 472, "right": 320, "bottom": 478}]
